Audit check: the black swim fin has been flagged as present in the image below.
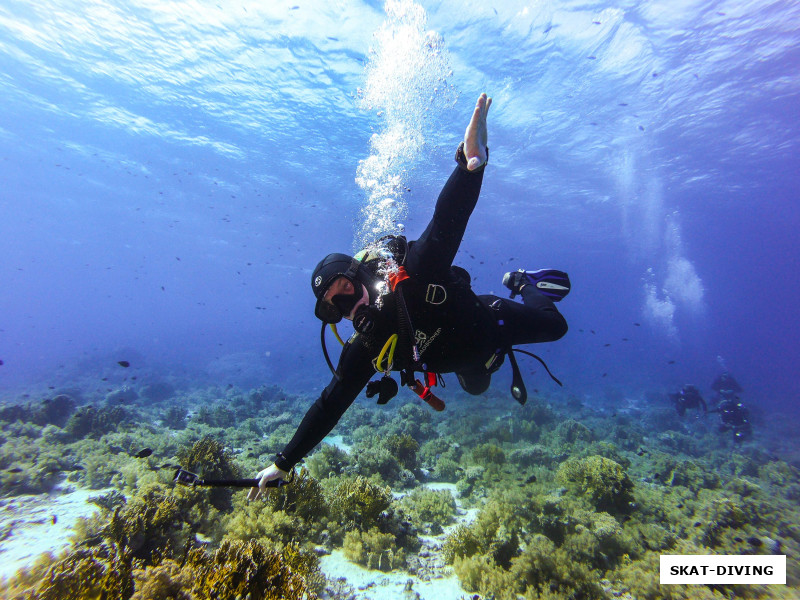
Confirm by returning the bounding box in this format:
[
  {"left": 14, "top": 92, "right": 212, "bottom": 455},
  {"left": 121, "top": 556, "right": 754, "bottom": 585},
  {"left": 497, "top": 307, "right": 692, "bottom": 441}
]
[{"left": 503, "top": 268, "right": 571, "bottom": 301}]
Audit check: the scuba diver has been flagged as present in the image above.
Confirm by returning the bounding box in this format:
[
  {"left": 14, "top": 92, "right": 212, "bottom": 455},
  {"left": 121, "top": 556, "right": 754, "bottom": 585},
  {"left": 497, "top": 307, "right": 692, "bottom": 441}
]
[
  {"left": 711, "top": 371, "right": 743, "bottom": 402},
  {"left": 709, "top": 372, "right": 751, "bottom": 442},
  {"left": 715, "top": 398, "right": 752, "bottom": 442},
  {"left": 248, "top": 93, "right": 569, "bottom": 500},
  {"left": 669, "top": 384, "right": 707, "bottom": 417}
]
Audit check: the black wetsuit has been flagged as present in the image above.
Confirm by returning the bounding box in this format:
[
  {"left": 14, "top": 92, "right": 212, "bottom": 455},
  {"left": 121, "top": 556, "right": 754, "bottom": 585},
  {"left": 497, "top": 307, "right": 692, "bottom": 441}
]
[
  {"left": 274, "top": 162, "right": 568, "bottom": 471},
  {"left": 671, "top": 385, "right": 707, "bottom": 417}
]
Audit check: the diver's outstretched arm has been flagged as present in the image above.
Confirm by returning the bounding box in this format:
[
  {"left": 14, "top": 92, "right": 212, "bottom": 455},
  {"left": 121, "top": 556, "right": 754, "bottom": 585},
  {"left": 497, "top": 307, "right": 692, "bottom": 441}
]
[{"left": 406, "top": 93, "right": 492, "bottom": 277}]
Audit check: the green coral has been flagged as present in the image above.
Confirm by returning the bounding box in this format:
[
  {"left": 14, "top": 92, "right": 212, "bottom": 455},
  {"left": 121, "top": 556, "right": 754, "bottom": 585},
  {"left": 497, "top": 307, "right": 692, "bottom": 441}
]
[
  {"left": 470, "top": 443, "right": 506, "bottom": 467},
  {"left": 0, "top": 395, "right": 77, "bottom": 427},
  {"left": 552, "top": 418, "right": 594, "bottom": 445},
  {"left": 131, "top": 559, "right": 194, "bottom": 600},
  {"left": 224, "top": 503, "right": 302, "bottom": 548},
  {"left": 453, "top": 534, "right": 606, "bottom": 600},
  {"left": 442, "top": 524, "right": 481, "bottom": 563},
  {"left": 433, "top": 455, "right": 461, "bottom": 481},
  {"left": 561, "top": 511, "right": 633, "bottom": 570},
  {"left": 640, "top": 452, "right": 720, "bottom": 491},
  {"left": 324, "top": 475, "right": 392, "bottom": 533},
  {"left": 557, "top": 455, "right": 635, "bottom": 513},
  {"left": 30, "top": 544, "right": 134, "bottom": 600},
  {"left": 99, "top": 486, "right": 195, "bottom": 562},
  {"left": 444, "top": 488, "right": 538, "bottom": 569},
  {"left": 161, "top": 405, "right": 187, "bottom": 430},
  {"left": 260, "top": 468, "right": 327, "bottom": 521},
  {"left": 304, "top": 443, "right": 351, "bottom": 480},
  {"left": 65, "top": 404, "right": 131, "bottom": 439},
  {"left": 348, "top": 435, "right": 403, "bottom": 483},
  {"left": 343, "top": 527, "right": 406, "bottom": 571},
  {"left": 698, "top": 495, "right": 749, "bottom": 547},
  {"left": 175, "top": 435, "right": 240, "bottom": 510},
  {"left": 192, "top": 403, "right": 237, "bottom": 428},
  {"left": 398, "top": 487, "right": 456, "bottom": 533},
  {"left": 183, "top": 540, "right": 320, "bottom": 599},
  {"left": 224, "top": 469, "right": 328, "bottom": 547},
  {"left": 507, "top": 444, "right": 560, "bottom": 469},
  {"left": 384, "top": 433, "right": 419, "bottom": 470}
]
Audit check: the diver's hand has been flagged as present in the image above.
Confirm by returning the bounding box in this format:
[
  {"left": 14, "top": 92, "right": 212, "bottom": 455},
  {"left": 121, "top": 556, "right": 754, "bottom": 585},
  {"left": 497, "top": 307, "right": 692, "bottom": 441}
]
[
  {"left": 247, "top": 463, "right": 288, "bottom": 501},
  {"left": 464, "top": 93, "right": 492, "bottom": 170}
]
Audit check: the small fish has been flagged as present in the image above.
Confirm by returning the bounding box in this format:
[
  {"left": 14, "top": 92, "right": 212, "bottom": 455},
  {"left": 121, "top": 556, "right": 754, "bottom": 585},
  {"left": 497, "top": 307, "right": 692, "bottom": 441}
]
[
  {"left": 7, "top": 467, "right": 23, "bottom": 473},
  {"left": 734, "top": 537, "right": 743, "bottom": 543},
  {"left": 101, "top": 377, "right": 108, "bottom": 381},
  {"left": 525, "top": 475, "right": 537, "bottom": 484},
  {"left": 747, "top": 537, "right": 762, "bottom": 547},
  {"left": 618, "top": 102, "right": 629, "bottom": 107},
  {"left": 668, "top": 360, "right": 676, "bottom": 364},
  {"left": 602, "top": 373, "right": 607, "bottom": 377},
  {"left": 590, "top": 330, "right": 596, "bottom": 334},
  {"left": 117, "top": 361, "right": 130, "bottom": 368},
  {"left": 622, "top": 338, "right": 629, "bottom": 341},
  {"left": 638, "top": 125, "right": 645, "bottom": 131},
  {"left": 604, "top": 343, "right": 611, "bottom": 347},
  {"left": 677, "top": 503, "right": 683, "bottom": 508},
  {"left": 634, "top": 322, "right": 641, "bottom": 326},
  {"left": 694, "top": 521, "right": 702, "bottom": 527},
  {"left": 0, "top": 359, "right": 4, "bottom": 366},
  {"left": 133, "top": 448, "right": 153, "bottom": 458},
  {"left": 636, "top": 449, "right": 645, "bottom": 456},
  {"left": 52, "top": 515, "right": 58, "bottom": 525}
]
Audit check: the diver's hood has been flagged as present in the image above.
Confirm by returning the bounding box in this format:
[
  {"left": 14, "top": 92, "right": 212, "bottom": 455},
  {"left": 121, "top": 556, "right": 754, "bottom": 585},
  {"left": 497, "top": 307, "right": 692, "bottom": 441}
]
[{"left": 311, "top": 253, "right": 383, "bottom": 321}]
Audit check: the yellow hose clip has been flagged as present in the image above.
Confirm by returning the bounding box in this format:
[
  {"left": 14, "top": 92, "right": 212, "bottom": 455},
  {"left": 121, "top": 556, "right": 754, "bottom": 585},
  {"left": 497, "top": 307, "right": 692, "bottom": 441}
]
[{"left": 373, "top": 334, "right": 398, "bottom": 374}]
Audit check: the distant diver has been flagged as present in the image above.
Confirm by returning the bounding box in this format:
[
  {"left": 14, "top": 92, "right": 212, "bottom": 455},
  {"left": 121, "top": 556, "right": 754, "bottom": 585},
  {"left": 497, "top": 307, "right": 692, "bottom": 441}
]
[
  {"left": 711, "top": 371, "right": 743, "bottom": 401},
  {"left": 249, "top": 93, "right": 570, "bottom": 499},
  {"left": 709, "top": 372, "right": 752, "bottom": 443},
  {"left": 669, "top": 384, "right": 707, "bottom": 417}
]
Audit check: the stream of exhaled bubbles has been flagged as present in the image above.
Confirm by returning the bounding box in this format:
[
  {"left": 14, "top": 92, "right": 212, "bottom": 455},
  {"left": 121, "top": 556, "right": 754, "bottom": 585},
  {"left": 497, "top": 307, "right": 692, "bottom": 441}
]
[{"left": 354, "top": 0, "right": 457, "bottom": 255}]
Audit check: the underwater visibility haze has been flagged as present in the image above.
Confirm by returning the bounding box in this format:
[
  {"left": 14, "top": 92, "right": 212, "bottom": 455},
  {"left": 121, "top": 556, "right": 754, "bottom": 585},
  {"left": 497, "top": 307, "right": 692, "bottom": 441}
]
[
  {"left": 0, "top": 0, "right": 799, "bottom": 598},
  {"left": 1, "top": 0, "right": 798, "bottom": 403}
]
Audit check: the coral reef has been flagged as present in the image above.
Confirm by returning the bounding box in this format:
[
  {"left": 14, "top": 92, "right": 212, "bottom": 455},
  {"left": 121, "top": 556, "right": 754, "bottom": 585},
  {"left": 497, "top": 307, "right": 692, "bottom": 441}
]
[
  {"left": 65, "top": 404, "right": 132, "bottom": 439},
  {"left": 175, "top": 435, "right": 240, "bottom": 510},
  {"left": 398, "top": 486, "right": 456, "bottom": 533},
  {"left": 556, "top": 455, "right": 635, "bottom": 513},
  {"left": 343, "top": 527, "right": 407, "bottom": 571},
  {"left": 0, "top": 395, "right": 77, "bottom": 428},
  {"left": 29, "top": 543, "right": 135, "bottom": 600},
  {"left": 324, "top": 474, "right": 392, "bottom": 533},
  {"left": 2, "top": 376, "right": 799, "bottom": 600}
]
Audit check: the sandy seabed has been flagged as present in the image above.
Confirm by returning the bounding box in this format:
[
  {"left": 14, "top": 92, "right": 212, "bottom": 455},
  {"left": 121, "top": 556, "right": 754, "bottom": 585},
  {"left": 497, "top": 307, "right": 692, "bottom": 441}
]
[{"left": 0, "top": 484, "right": 109, "bottom": 580}]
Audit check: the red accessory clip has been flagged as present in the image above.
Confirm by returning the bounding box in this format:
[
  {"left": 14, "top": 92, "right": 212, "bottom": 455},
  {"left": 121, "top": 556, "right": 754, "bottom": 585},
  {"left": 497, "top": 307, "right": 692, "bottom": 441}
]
[{"left": 411, "top": 373, "right": 445, "bottom": 411}]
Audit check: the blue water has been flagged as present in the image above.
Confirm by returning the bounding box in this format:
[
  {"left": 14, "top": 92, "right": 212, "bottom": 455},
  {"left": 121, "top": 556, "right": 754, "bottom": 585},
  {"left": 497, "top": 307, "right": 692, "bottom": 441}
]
[{"left": 1, "top": 0, "right": 798, "bottom": 416}]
